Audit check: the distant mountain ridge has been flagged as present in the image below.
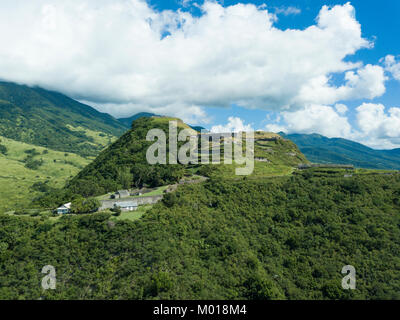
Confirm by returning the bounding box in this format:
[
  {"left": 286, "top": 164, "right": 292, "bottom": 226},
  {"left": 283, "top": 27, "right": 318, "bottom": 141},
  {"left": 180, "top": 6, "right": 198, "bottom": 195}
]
[
  {"left": 0, "top": 82, "right": 127, "bottom": 156},
  {"left": 280, "top": 132, "right": 400, "bottom": 170},
  {"left": 118, "top": 112, "right": 160, "bottom": 127},
  {"left": 118, "top": 112, "right": 207, "bottom": 132}
]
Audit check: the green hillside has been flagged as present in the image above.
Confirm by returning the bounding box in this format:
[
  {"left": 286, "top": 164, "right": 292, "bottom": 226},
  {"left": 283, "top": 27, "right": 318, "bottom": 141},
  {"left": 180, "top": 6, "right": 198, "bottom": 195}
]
[
  {"left": 1, "top": 173, "right": 400, "bottom": 299},
  {"left": 0, "top": 82, "right": 128, "bottom": 156},
  {"left": 280, "top": 133, "right": 400, "bottom": 170},
  {"left": 2, "top": 115, "right": 400, "bottom": 300},
  {"left": 0, "top": 136, "right": 90, "bottom": 213},
  {"left": 34, "top": 117, "right": 309, "bottom": 208}
]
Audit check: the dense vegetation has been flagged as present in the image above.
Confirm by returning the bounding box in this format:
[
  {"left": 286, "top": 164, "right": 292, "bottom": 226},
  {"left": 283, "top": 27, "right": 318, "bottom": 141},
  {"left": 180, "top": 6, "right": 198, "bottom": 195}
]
[
  {"left": 33, "top": 119, "right": 309, "bottom": 209},
  {"left": 281, "top": 132, "right": 400, "bottom": 170},
  {"left": 33, "top": 117, "right": 189, "bottom": 207},
  {"left": 70, "top": 197, "right": 101, "bottom": 214},
  {"left": 1, "top": 173, "right": 399, "bottom": 299},
  {"left": 0, "top": 82, "right": 127, "bottom": 156}
]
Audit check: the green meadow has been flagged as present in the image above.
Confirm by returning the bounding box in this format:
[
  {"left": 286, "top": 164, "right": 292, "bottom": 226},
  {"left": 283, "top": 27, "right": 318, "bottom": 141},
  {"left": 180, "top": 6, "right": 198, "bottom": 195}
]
[
  {"left": 0, "top": 136, "right": 91, "bottom": 213},
  {"left": 111, "top": 204, "right": 153, "bottom": 221}
]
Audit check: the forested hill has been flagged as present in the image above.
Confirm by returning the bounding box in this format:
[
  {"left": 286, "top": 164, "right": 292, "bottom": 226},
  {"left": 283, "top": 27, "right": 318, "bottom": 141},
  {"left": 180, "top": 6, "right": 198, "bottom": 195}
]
[
  {"left": 2, "top": 173, "right": 400, "bottom": 299},
  {"left": 280, "top": 132, "right": 400, "bottom": 170},
  {"left": 34, "top": 117, "right": 309, "bottom": 207},
  {"left": 34, "top": 117, "right": 193, "bottom": 206},
  {"left": 0, "top": 82, "right": 128, "bottom": 156}
]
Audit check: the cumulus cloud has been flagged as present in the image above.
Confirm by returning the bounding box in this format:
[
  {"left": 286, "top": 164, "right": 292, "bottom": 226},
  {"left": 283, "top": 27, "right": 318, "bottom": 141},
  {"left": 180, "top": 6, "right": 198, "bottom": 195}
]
[
  {"left": 265, "top": 103, "right": 400, "bottom": 149},
  {"left": 355, "top": 103, "right": 400, "bottom": 148},
  {"left": 211, "top": 117, "right": 253, "bottom": 133},
  {"left": 383, "top": 55, "right": 400, "bottom": 81},
  {"left": 265, "top": 104, "right": 353, "bottom": 138},
  {"left": 297, "top": 64, "right": 386, "bottom": 106},
  {"left": 84, "top": 100, "right": 210, "bottom": 125},
  {"left": 0, "top": 0, "right": 386, "bottom": 118}
]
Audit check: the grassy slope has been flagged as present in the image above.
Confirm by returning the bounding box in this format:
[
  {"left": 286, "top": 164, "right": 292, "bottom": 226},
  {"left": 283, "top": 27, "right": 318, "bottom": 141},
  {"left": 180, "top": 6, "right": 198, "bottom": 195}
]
[
  {"left": 0, "top": 136, "right": 90, "bottom": 213},
  {"left": 33, "top": 117, "right": 310, "bottom": 208},
  {"left": 198, "top": 132, "right": 309, "bottom": 179},
  {"left": 0, "top": 81, "right": 127, "bottom": 156},
  {"left": 111, "top": 204, "right": 153, "bottom": 221},
  {"left": 66, "top": 125, "right": 117, "bottom": 150}
]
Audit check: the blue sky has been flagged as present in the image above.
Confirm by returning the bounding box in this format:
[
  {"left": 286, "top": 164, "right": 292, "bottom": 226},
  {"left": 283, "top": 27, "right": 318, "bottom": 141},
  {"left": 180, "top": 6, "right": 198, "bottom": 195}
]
[{"left": 0, "top": 0, "right": 399, "bottom": 148}]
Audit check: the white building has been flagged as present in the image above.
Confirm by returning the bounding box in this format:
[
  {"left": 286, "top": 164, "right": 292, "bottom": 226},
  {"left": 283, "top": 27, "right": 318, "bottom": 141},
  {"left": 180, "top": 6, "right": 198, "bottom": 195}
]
[
  {"left": 115, "top": 201, "right": 138, "bottom": 212},
  {"left": 57, "top": 202, "right": 71, "bottom": 214},
  {"left": 111, "top": 190, "right": 130, "bottom": 199}
]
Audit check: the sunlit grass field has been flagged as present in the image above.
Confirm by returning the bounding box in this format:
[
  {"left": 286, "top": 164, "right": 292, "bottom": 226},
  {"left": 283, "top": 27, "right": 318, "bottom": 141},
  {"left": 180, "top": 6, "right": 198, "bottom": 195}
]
[
  {"left": 0, "top": 136, "right": 91, "bottom": 212},
  {"left": 111, "top": 204, "right": 153, "bottom": 221},
  {"left": 66, "top": 125, "right": 117, "bottom": 149}
]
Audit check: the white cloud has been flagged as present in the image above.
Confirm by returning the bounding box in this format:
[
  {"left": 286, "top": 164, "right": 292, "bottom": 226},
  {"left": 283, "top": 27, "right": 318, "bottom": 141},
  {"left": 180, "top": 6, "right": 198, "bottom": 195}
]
[
  {"left": 265, "top": 104, "right": 353, "bottom": 138},
  {"left": 355, "top": 103, "right": 400, "bottom": 148},
  {"left": 83, "top": 100, "right": 210, "bottom": 125},
  {"left": 211, "top": 117, "right": 253, "bottom": 133},
  {"left": 297, "top": 64, "right": 386, "bottom": 106},
  {"left": 383, "top": 55, "right": 400, "bottom": 81},
  {"left": 0, "top": 1, "right": 385, "bottom": 117},
  {"left": 178, "top": 0, "right": 197, "bottom": 8},
  {"left": 265, "top": 103, "right": 400, "bottom": 149},
  {"left": 334, "top": 103, "right": 348, "bottom": 115},
  {"left": 274, "top": 6, "right": 301, "bottom": 16}
]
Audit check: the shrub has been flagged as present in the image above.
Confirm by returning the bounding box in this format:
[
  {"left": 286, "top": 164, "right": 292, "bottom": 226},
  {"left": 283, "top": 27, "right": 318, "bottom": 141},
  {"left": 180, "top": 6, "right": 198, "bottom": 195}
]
[
  {"left": 0, "top": 144, "right": 7, "bottom": 155},
  {"left": 71, "top": 197, "right": 101, "bottom": 214},
  {"left": 111, "top": 206, "right": 122, "bottom": 216},
  {"left": 25, "top": 159, "right": 43, "bottom": 170}
]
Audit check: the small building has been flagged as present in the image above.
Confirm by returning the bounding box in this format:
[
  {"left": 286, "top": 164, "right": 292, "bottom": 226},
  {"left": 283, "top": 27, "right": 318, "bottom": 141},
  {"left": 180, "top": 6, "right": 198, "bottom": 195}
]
[
  {"left": 111, "top": 190, "right": 130, "bottom": 199},
  {"left": 115, "top": 201, "right": 138, "bottom": 212},
  {"left": 57, "top": 202, "right": 71, "bottom": 214}
]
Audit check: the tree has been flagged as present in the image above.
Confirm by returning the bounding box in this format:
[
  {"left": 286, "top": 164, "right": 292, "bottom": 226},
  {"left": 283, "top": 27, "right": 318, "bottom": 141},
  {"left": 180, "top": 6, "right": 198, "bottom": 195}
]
[
  {"left": 117, "top": 167, "right": 133, "bottom": 189},
  {"left": 71, "top": 197, "right": 100, "bottom": 214},
  {"left": 111, "top": 206, "right": 122, "bottom": 216},
  {"left": 0, "top": 144, "right": 7, "bottom": 155}
]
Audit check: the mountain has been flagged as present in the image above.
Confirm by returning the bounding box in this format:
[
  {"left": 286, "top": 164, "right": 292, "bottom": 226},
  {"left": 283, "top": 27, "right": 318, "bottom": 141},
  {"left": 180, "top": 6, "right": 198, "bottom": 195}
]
[
  {"left": 6, "top": 117, "right": 400, "bottom": 300},
  {"left": 0, "top": 82, "right": 128, "bottom": 156},
  {"left": 118, "top": 112, "right": 159, "bottom": 127},
  {"left": 35, "top": 117, "right": 308, "bottom": 206},
  {"left": 118, "top": 112, "right": 207, "bottom": 133},
  {"left": 280, "top": 132, "right": 400, "bottom": 170},
  {"left": 189, "top": 125, "right": 207, "bottom": 132}
]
